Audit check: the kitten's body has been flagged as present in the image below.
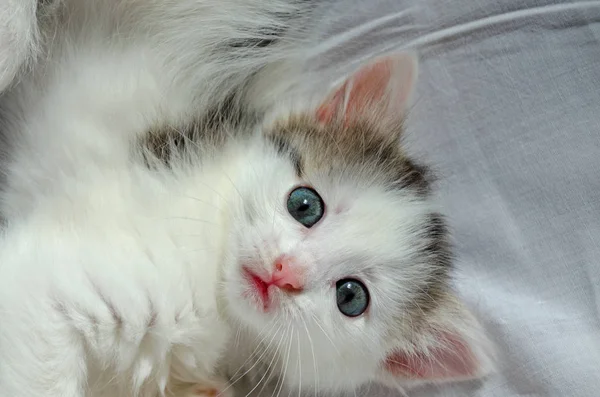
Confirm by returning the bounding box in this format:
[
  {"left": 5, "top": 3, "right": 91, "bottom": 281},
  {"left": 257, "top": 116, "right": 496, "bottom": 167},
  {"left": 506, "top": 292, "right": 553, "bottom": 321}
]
[
  {"left": 0, "top": 1, "right": 495, "bottom": 397},
  {"left": 1, "top": 0, "right": 310, "bottom": 210},
  {"left": 0, "top": 2, "right": 306, "bottom": 394}
]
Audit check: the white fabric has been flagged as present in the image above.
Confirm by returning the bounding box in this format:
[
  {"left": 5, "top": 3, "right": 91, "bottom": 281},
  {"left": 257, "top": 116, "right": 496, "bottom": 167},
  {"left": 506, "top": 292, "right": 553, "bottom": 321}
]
[{"left": 308, "top": 1, "right": 600, "bottom": 396}]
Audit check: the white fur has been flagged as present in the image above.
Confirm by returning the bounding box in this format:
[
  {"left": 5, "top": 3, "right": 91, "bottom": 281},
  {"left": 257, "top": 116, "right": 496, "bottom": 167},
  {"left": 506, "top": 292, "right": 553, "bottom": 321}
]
[
  {"left": 0, "top": 168, "right": 231, "bottom": 397},
  {"left": 0, "top": 1, "right": 495, "bottom": 396},
  {"left": 0, "top": 0, "right": 37, "bottom": 91},
  {"left": 0, "top": 0, "right": 313, "bottom": 215}
]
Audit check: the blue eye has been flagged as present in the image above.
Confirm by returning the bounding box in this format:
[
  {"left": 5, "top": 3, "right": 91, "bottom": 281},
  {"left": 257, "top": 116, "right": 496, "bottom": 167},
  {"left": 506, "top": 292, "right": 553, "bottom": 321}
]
[
  {"left": 286, "top": 187, "right": 324, "bottom": 228},
  {"left": 336, "top": 279, "right": 369, "bottom": 317}
]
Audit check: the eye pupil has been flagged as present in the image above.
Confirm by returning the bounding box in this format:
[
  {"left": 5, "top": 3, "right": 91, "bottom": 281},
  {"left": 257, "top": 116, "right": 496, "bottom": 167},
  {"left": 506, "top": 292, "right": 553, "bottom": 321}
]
[
  {"left": 286, "top": 187, "right": 324, "bottom": 228},
  {"left": 341, "top": 292, "right": 354, "bottom": 304},
  {"left": 336, "top": 279, "right": 369, "bottom": 317}
]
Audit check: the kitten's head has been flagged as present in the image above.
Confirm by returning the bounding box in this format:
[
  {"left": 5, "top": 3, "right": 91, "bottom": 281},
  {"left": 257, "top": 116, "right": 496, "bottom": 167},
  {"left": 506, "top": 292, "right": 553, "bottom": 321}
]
[{"left": 221, "top": 53, "right": 494, "bottom": 393}]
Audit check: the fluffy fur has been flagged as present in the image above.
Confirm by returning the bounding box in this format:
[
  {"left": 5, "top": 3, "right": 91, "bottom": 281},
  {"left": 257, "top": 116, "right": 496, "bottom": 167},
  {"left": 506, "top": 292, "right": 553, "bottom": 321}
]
[
  {"left": 0, "top": 0, "right": 38, "bottom": 92},
  {"left": 0, "top": 1, "right": 495, "bottom": 397}
]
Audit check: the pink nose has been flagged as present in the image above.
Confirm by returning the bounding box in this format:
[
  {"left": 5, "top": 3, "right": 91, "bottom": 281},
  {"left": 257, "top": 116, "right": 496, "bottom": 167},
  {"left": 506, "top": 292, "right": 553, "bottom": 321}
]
[{"left": 272, "top": 256, "right": 304, "bottom": 291}]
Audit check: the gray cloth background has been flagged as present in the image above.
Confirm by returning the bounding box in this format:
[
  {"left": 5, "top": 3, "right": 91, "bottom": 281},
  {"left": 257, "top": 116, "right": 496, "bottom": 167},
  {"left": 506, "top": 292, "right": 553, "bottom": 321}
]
[{"left": 303, "top": 0, "right": 600, "bottom": 396}]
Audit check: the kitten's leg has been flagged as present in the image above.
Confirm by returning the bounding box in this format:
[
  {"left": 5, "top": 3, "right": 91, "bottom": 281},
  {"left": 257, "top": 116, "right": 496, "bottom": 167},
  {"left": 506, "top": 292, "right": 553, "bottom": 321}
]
[
  {"left": 0, "top": 0, "right": 38, "bottom": 91},
  {"left": 0, "top": 306, "right": 87, "bottom": 397}
]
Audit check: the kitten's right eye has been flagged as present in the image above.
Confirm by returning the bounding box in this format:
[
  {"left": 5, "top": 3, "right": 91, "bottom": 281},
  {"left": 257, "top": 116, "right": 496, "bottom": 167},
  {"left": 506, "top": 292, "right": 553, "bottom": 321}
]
[
  {"left": 286, "top": 187, "right": 324, "bottom": 228},
  {"left": 336, "top": 279, "right": 369, "bottom": 317}
]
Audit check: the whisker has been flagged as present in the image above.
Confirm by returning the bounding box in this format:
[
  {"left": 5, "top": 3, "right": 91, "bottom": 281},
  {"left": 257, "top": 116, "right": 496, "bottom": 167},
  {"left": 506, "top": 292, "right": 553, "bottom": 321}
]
[
  {"left": 273, "top": 321, "right": 295, "bottom": 397},
  {"left": 296, "top": 328, "right": 302, "bottom": 397},
  {"left": 221, "top": 171, "right": 244, "bottom": 202},
  {"left": 244, "top": 323, "right": 288, "bottom": 397},
  {"left": 257, "top": 321, "right": 292, "bottom": 397},
  {"left": 183, "top": 179, "right": 232, "bottom": 206},
  {"left": 308, "top": 313, "right": 341, "bottom": 357},
  {"left": 299, "top": 313, "right": 318, "bottom": 397},
  {"left": 233, "top": 327, "right": 242, "bottom": 351},
  {"left": 223, "top": 321, "right": 284, "bottom": 394},
  {"left": 165, "top": 216, "right": 218, "bottom": 226},
  {"left": 178, "top": 194, "right": 222, "bottom": 211},
  {"left": 228, "top": 321, "right": 276, "bottom": 382}
]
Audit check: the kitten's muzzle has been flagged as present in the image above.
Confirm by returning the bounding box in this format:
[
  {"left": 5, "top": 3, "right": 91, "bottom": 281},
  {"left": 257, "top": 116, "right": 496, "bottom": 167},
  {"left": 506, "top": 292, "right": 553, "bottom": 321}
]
[{"left": 242, "top": 255, "right": 305, "bottom": 312}]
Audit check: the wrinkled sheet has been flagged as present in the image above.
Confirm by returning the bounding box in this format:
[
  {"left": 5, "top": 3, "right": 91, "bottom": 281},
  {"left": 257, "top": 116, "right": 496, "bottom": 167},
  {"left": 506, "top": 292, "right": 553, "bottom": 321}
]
[{"left": 305, "top": 1, "right": 600, "bottom": 396}]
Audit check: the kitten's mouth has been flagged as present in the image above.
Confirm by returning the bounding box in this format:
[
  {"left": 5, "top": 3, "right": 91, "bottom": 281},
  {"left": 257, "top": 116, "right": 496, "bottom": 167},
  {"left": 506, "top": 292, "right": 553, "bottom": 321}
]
[{"left": 242, "top": 267, "right": 271, "bottom": 311}]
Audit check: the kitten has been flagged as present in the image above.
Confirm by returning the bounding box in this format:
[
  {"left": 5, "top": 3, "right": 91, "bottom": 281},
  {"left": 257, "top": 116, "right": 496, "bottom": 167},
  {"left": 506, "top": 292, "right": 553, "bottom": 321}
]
[
  {"left": 0, "top": 1, "right": 495, "bottom": 396},
  {"left": 0, "top": 53, "right": 495, "bottom": 397}
]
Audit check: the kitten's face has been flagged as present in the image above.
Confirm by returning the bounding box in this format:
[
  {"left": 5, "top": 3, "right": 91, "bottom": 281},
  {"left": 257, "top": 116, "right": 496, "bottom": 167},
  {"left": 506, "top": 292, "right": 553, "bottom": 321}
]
[
  {"left": 221, "top": 116, "right": 448, "bottom": 391},
  {"left": 221, "top": 54, "right": 493, "bottom": 393}
]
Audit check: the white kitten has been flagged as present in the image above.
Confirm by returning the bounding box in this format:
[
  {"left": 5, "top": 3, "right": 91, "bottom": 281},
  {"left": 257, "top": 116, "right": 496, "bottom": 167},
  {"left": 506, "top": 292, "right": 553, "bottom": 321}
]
[{"left": 0, "top": 1, "right": 495, "bottom": 396}]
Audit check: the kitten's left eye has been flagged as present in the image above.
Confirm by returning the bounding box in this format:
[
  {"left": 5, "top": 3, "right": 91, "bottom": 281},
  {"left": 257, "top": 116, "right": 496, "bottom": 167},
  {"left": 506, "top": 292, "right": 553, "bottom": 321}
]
[
  {"left": 287, "top": 187, "right": 324, "bottom": 228},
  {"left": 336, "top": 279, "right": 369, "bottom": 317}
]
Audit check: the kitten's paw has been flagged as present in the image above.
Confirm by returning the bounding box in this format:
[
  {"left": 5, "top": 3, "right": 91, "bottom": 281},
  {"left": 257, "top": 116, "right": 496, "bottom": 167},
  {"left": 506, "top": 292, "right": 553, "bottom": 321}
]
[{"left": 185, "top": 381, "right": 234, "bottom": 397}]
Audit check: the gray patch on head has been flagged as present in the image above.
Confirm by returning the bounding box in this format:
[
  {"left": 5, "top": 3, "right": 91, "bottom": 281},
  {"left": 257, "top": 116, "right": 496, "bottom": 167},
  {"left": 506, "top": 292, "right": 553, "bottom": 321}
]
[
  {"left": 266, "top": 116, "right": 433, "bottom": 196},
  {"left": 414, "top": 212, "right": 453, "bottom": 311},
  {"left": 138, "top": 92, "right": 261, "bottom": 168},
  {"left": 266, "top": 134, "right": 304, "bottom": 177}
]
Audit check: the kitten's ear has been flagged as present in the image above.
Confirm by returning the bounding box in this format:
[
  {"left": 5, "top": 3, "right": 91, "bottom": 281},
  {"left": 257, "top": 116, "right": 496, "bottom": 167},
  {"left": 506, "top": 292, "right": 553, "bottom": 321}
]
[
  {"left": 377, "top": 294, "right": 495, "bottom": 387},
  {"left": 316, "top": 53, "right": 418, "bottom": 125}
]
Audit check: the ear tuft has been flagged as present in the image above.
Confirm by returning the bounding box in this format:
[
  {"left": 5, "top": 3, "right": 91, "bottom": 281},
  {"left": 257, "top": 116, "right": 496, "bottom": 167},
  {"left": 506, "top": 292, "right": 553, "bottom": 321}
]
[
  {"left": 378, "top": 294, "right": 496, "bottom": 387},
  {"left": 316, "top": 52, "right": 418, "bottom": 125},
  {"left": 384, "top": 331, "right": 481, "bottom": 380}
]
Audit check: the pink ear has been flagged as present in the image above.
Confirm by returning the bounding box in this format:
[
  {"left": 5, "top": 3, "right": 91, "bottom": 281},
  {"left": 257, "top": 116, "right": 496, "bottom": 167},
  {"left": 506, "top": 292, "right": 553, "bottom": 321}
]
[
  {"left": 379, "top": 297, "right": 495, "bottom": 386},
  {"left": 384, "top": 331, "right": 480, "bottom": 380},
  {"left": 316, "top": 53, "right": 418, "bottom": 125}
]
